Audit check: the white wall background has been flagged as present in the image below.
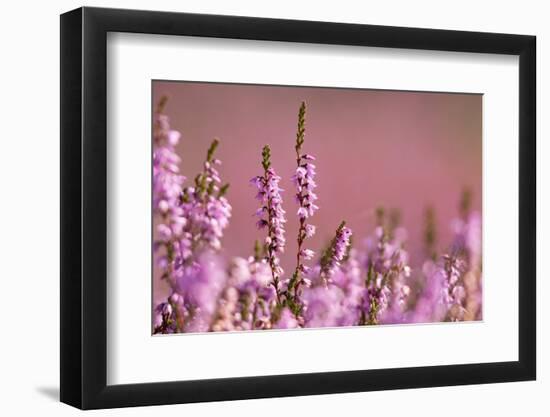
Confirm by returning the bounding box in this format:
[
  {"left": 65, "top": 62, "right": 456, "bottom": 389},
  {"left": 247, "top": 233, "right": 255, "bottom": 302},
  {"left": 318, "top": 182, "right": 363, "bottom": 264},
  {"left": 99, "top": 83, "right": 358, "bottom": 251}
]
[{"left": 0, "top": 0, "right": 545, "bottom": 415}]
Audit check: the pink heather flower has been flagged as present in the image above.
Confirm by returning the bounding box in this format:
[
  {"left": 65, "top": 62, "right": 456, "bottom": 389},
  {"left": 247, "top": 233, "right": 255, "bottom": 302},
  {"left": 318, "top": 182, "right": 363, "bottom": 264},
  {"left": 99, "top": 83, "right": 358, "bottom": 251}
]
[
  {"left": 305, "top": 224, "right": 316, "bottom": 238},
  {"left": 152, "top": 101, "right": 188, "bottom": 291},
  {"left": 330, "top": 249, "right": 363, "bottom": 326},
  {"left": 334, "top": 227, "right": 352, "bottom": 260},
  {"left": 291, "top": 157, "right": 319, "bottom": 219},
  {"left": 441, "top": 254, "right": 467, "bottom": 321},
  {"left": 465, "top": 212, "right": 482, "bottom": 269},
  {"left": 252, "top": 171, "right": 286, "bottom": 256},
  {"left": 211, "top": 286, "right": 241, "bottom": 332},
  {"left": 320, "top": 222, "right": 353, "bottom": 284},
  {"left": 252, "top": 145, "right": 287, "bottom": 301},
  {"left": 176, "top": 252, "right": 227, "bottom": 332},
  {"left": 153, "top": 301, "right": 176, "bottom": 333},
  {"left": 152, "top": 112, "right": 185, "bottom": 214},
  {"left": 360, "top": 222, "right": 412, "bottom": 325},
  {"left": 302, "top": 285, "right": 347, "bottom": 328},
  {"left": 447, "top": 190, "right": 482, "bottom": 321},
  {"left": 153, "top": 288, "right": 189, "bottom": 334},
  {"left": 298, "top": 264, "right": 311, "bottom": 274},
  {"left": 156, "top": 224, "right": 172, "bottom": 241},
  {"left": 202, "top": 195, "right": 232, "bottom": 250},
  {"left": 411, "top": 260, "right": 448, "bottom": 323},
  {"left": 289, "top": 101, "right": 320, "bottom": 305},
  {"left": 451, "top": 211, "right": 482, "bottom": 272},
  {"left": 275, "top": 308, "right": 299, "bottom": 329},
  {"left": 210, "top": 256, "right": 278, "bottom": 331},
  {"left": 177, "top": 139, "right": 232, "bottom": 260},
  {"left": 297, "top": 206, "right": 308, "bottom": 219}
]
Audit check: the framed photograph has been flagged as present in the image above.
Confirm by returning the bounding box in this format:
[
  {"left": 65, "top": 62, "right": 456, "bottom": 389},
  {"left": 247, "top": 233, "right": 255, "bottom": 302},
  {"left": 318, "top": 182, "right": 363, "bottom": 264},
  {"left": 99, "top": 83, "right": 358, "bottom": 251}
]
[{"left": 60, "top": 6, "right": 536, "bottom": 409}]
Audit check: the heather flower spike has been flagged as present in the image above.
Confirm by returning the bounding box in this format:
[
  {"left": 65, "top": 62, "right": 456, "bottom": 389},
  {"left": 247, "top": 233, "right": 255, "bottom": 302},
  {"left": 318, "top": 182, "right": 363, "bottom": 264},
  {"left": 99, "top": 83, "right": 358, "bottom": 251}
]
[
  {"left": 152, "top": 96, "right": 187, "bottom": 290},
  {"left": 359, "top": 210, "right": 413, "bottom": 325},
  {"left": 288, "top": 101, "right": 319, "bottom": 305},
  {"left": 195, "top": 138, "right": 220, "bottom": 197},
  {"left": 441, "top": 254, "right": 466, "bottom": 321},
  {"left": 178, "top": 137, "right": 232, "bottom": 255},
  {"left": 251, "top": 144, "right": 286, "bottom": 303},
  {"left": 320, "top": 221, "right": 352, "bottom": 285}
]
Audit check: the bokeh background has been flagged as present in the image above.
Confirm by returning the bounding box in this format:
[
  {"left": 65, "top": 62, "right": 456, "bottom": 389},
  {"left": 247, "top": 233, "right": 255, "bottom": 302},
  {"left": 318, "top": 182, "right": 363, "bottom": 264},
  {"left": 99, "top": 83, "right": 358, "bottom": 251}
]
[{"left": 153, "top": 81, "right": 482, "bottom": 298}]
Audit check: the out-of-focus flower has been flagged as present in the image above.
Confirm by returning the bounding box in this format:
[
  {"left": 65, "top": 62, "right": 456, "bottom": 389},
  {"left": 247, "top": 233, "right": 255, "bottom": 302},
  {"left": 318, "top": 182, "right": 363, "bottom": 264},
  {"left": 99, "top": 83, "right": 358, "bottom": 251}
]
[
  {"left": 331, "top": 249, "right": 363, "bottom": 326},
  {"left": 448, "top": 190, "right": 482, "bottom": 320},
  {"left": 360, "top": 218, "right": 411, "bottom": 325},
  {"left": 152, "top": 107, "right": 185, "bottom": 217},
  {"left": 212, "top": 256, "right": 277, "bottom": 331},
  {"left": 441, "top": 254, "right": 466, "bottom": 321},
  {"left": 407, "top": 260, "right": 448, "bottom": 323},
  {"left": 176, "top": 252, "right": 227, "bottom": 332},
  {"left": 302, "top": 285, "right": 349, "bottom": 328},
  {"left": 275, "top": 308, "right": 300, "bottom": 329},
  {"left": 152, "top": 99, "right": 188, "bottom": 292}
]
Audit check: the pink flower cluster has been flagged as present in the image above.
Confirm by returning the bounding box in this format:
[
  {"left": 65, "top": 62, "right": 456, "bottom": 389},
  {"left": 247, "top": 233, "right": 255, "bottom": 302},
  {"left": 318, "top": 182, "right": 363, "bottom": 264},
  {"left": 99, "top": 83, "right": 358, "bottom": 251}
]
[
  {"left": 153, "top": 99, "right": 483, "bottom": 334},
  {"left": 250, "top": 144, "right": 287, "bottom": 302}
]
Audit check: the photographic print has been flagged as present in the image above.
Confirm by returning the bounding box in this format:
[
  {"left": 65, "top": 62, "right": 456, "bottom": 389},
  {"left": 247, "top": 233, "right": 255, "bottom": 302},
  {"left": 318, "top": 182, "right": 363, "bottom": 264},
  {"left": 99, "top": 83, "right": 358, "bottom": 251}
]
[{"left": 152, "top": 81, "right": 482, "bottom": 334}]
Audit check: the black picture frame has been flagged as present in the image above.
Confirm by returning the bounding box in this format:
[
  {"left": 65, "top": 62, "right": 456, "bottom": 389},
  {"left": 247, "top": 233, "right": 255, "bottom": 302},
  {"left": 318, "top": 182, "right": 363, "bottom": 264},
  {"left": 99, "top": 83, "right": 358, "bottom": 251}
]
[{"left": 60, "top": 6, "right": 536, "bottom": 410}]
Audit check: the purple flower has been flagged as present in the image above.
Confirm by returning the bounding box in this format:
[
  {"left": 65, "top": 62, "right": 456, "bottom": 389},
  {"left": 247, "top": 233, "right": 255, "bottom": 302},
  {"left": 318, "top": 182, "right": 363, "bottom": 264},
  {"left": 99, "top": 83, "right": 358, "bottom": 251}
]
[
  {"left": 451, "top": 211, "right": 482, "bottom": 273},
  {"left": 360, "top": 223, "right": 411, "bottom": 325},
  {"left": 305, "top": 224, "right": 316, "bottom": 238},
  {"left": 153, "top": 303, "right": 172, "bottom": 333},
  {"left": 175, "top": 252, "right": 227, "bottom": 332},
  {"left": 330, "top": 249, "right": 363, "bottom": 326},
  {"left": 302, "top": 285, "right": 347, "bottom": 328},
  {"left": 211, "top": 256, "right": 277, "bottom": 331},
  {"left": 288, "top": 102, "right": 321, "bottom": 305},
  {"left": 177, "top": 139, "right": 232, "bottom": 260},
  {"left": 275, "top": 308, "right": 299, "bottom": 329},
  {"left": 441, "top": 254, "right": 466, "bottom": 321},
  {"left": 448, "top": 192, "right": 482, "bottom": 321},
  {"left": 320, "top": 221, "right": 353, "bottom": 284},
  {"left": 153, "top": 290, "right": 189, "bottom": 334},
  {"left": 407, "top": 201, "right": 482, "bottom": 324},
  {"left": 152, "top": 101, "right": 188, "bottom": 291},
  {"left": 296, "top": 206, "right": 308, "bottom": 218},
  {"left": 152, "top": 116, "right": 185, "bottom": 215},
  {"left": 405, "top": 260, "right": 447, "bottom": 323},
  {"left": 252, "top": 145, "right": 286, "bottom": 302},
  {"left": 300, "top": 248, "right": 315, "bottom": 260}
]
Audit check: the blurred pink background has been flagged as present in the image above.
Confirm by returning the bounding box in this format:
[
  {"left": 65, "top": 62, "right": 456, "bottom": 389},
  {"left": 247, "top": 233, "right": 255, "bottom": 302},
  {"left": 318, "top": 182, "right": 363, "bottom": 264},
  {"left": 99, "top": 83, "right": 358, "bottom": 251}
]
[{"left": 153, "top": 81, "right": 481, "bottom": 297}]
